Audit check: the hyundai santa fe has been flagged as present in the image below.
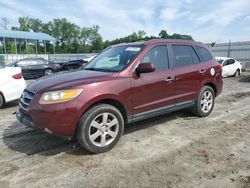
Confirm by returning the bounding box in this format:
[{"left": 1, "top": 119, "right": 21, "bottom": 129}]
[{"left": 16, "top": 39, "right": 223, "bottom": 153}]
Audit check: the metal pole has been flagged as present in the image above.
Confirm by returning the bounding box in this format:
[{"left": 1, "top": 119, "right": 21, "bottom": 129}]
[
  {"left": 3, "top": 37, "right": 6, "bottom": 54},
  {"left": 36, "top": 40, "right": 38, "bottom": 56},
  {"left": 44, "top": 41, "right": 46, "bottom": 54},
  {"left": 53, "top": 42, "right": 55, "bottom": 62},
  {"left": 1, "top": 38, "right": 3, "bottom": 54},
  {"left": 228, "top": 39, "right": 231, "bottom": 57},
  {"left": 15, "top": 38, "right": 17, "bottom": 54},
  {"left": 26, "top": 39, "right": 27, "bottom": 54}
]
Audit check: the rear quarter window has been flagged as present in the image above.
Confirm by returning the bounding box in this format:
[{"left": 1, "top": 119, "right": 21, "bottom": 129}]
[{"left": 194, "top": 46, "right": 213, "bottom": 62}]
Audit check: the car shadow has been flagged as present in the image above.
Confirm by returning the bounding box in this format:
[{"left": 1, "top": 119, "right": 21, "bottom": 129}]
[
  {"left": 2, "top": 110, "right": 196, "bottom": 156},
  {"left": 2, "top": 100, "right": 19, "bottom": 109},
  {"left": 239, "top": 76, "right": 250, "bottom": 83}
]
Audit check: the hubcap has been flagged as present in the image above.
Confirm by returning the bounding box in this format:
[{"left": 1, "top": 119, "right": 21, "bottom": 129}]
[
  {"left": 45, "top": 70, "right": 53, "bottom": 75},
  {"left": 200, "top": 90, "right": 213, "bottom": 113},
  {"left": 89, "top": 113, "right": 119, "bottom": 147}
]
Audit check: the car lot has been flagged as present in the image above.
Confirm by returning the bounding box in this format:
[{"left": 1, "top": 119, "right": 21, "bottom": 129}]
[{"left": 0, "top": 73, "right": 250, "bottom": 187}]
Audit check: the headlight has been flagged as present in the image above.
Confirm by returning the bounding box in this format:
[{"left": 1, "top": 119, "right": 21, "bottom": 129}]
[{"left": 39, "top": 89, "right": 83, "bottom": 104}]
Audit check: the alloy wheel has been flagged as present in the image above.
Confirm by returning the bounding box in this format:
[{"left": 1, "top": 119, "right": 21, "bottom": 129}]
[
  {"left": 88, "top": 113, "right": 119, "bottom": 147},
  {"left": 45, "top": 69, "right": 53, "bottom": 75},
  {"left": 200, "top": 90, "right": 213, "bottom": 113}
]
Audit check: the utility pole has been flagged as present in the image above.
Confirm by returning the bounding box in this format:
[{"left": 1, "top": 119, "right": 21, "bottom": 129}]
[{"left": 228, "top": 39, "right": 231, "bottom": 57}]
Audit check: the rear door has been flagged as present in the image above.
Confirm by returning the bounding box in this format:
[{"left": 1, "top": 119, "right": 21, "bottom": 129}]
[
  {"left": 171, "top": 44, "right": 202, "bottom": 103},
  {"left": 131, "top": 45, "right": 175, "bottom": 115}
]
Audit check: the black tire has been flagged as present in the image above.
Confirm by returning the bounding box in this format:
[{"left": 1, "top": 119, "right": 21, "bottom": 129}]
[
  {"left": 76, "top": 104, "right": 124, "bottom": 154},
  {"left": 191, "top": 86, "right": 215, "bottom": 117},
  {"left": 0, "top": 94, "right": 5, "bottom": 108},
  {"left": 44, "top": 68, "right": 54, "bottom": 76},
  {"left": 234, "top": 69, "right": 240, "bottom": 77}
]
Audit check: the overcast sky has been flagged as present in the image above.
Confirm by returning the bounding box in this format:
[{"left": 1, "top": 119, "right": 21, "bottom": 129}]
[{"left": 1, "top": 0, "right": 250, "bottom": 43}]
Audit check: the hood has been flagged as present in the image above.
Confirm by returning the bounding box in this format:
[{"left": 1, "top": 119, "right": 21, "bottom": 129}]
[{"left": 27, "top": 70, "right": 118, "bottom": 93}]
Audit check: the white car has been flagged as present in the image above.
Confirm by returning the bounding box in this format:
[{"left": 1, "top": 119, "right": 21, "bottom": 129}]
[
  {"left": 0, "top": 66, "right": 26, "bottom": 108},
  {"left": 83, "top": 55, "right": 97, "bottom": 62},
  {"left": 215, "top": 57, "right": 242, "bottom": 77}
]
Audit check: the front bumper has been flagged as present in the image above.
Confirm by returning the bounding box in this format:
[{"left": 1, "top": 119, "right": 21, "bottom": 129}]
[
  {"left": 16, "top": 108, "right": 35, "bottom": 128},
  {"left": 16, "top": 96, "right": 85, "bottom": 137}
]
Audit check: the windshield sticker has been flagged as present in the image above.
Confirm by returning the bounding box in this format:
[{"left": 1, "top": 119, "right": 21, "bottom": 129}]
[{"left": 125, "top": 47, "right": 141, "bottom": 52}]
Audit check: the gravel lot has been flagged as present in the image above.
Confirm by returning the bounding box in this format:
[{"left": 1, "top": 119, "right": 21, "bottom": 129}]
[{"left": 0, "top": 73, "right": 250, "bottom": 188}]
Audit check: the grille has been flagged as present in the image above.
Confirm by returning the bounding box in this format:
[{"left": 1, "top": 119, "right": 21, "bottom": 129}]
[{"left": 19, "top": 89, "right": 36, "bottom": 109}]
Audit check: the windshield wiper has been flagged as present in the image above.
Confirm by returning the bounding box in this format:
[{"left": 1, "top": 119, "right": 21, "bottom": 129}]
[
  {"left": 84, "top": 68, "right": 98, "bottom": 71},
  {"left": 84, "top": 67, "right": 117, "bottom": 72}
]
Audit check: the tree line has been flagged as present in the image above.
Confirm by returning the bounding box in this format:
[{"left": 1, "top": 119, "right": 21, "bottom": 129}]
[{"left": 2, "top": 17, "right": 194, "bottom": 54}]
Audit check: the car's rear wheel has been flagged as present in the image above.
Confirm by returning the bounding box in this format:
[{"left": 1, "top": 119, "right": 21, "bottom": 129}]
[
  {"left": 0, "top": 94, "right": 5, "bottom": 108},
  {"left": 234, "top": 69, "right": 240, "bottom": 77},
  {"left": 77, "top": 104, "right": 124, "bottom": 154},
  {"left": 191, "top": 86, "right": 215, "bottom": 117},
  {"left": 44, "top": 69, "right": 53, "bottom": 76}
]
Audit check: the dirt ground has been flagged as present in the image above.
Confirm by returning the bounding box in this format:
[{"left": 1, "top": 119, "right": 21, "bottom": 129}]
[{"left": 0, "top": 73, "right": 250, "bottom": 188}]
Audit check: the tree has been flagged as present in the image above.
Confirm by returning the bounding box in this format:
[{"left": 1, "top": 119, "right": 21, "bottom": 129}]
[
  {"left": 18, "top": 17, "right": 30, "bottom": 31},
  {"left": 28, "top": 18, "right": 43, "bottom": 32},
  {"left": 11, "top": 17, "right": 194, "bottom": 53},
  {"left": 159, "top": 30, "right": 171, "bottom": 39},
  {"left": 171, "top": 33, "right": 193, "bottom": 40},
  {"left": 0, "top": 17, "right": 9, "bottom": 29}
]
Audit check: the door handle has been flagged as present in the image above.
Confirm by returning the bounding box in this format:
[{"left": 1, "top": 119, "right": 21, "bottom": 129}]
[
  {"left": 199, "top": 69, "right": 206, "bottom": 74},
  {"left": 165, "top": 77, "right": 173, "bottom": 83}
]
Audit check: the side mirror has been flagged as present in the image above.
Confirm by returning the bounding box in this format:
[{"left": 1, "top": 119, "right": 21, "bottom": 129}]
[{"left": 136, "top": 63, "right": 155, "bottom": 75}]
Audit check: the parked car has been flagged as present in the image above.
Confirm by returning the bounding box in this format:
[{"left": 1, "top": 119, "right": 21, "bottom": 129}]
[
  {"left": 0, "top": 65, "right": 26, "bottom": 108},
  {"left": 8, "top": 58, "right": 61, "bottom": 79},
  {"left": 215, "top": 57, "right": 242, "bottom": 77},
  {"left": 16, "top": 39, "right": 223, "bottom": 153},
  {"left": 62, "top": 55, "right": 97, "bottom": 70},
  {"left": 62, "top": 59, "right": 86, "bottom": 70},
  {"left": 83, "top": 55, "right": 97, "bottom": 62}
]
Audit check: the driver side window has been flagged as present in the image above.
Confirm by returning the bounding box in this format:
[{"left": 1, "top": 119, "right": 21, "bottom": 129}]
[{"left": 140, "top": 46, "right": 168, "bottom": 71}]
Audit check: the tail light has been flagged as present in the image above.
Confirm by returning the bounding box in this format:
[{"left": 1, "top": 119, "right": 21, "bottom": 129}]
[{"left": 12, "top": 73, "right": 23, "bottom": 79}]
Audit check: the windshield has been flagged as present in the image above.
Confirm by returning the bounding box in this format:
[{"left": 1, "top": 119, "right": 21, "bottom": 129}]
[
  {"left": 217, "top": 59, "right": 224, "bottom": 64},
  {"left": 84, "top": 45, "right": 144, "bottom": 72}
]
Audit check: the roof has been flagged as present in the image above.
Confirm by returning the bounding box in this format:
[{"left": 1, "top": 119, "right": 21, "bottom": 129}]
[
  {"left": 0, "top": 30, "right": 56, "bottom": 41},
  {"left": 113, "top": 39, "right": 204, "bottom": 47}
]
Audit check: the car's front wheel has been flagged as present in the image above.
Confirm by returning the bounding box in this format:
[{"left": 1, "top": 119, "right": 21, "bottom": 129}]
[
  {"left": 77, "top": 104, "right": 124, "bottom": 154},
  {"left": 191, "top": 86, "right": 215, "bottom": 117}
]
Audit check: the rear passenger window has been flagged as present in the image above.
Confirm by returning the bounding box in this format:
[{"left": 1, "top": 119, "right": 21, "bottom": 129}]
[
  {"left": 230, "top": 59, "right": 235, "bottom": 64},
  {"left": 140, "top": 46, "right": 168, "bottom": 71},
  {"left": 194, "top": 46, "right": 213, "bottom": 62},
  {"left": 172, "top": 45, "right": 198, "bottom": 67}
]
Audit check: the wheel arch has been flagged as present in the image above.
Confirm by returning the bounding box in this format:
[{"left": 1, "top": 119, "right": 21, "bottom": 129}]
[
  {"left": 203, "top": 82, "right": 217, "bottom": 96},
  {"left": 0, "top": 90, "right": 6, "bottom": 105}
]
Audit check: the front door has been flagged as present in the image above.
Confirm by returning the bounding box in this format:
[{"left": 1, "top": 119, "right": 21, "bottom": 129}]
[{"left": 131, "top": 45, "right": 175, "bottom": 116}]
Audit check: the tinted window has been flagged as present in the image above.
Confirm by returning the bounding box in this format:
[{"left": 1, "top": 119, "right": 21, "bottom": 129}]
[
  {"left": 224, "top": 59, "right": 235, "bottom": 66},
  {"left": 17, "top": 60, "right": 31, "bottom": 66},
  {"left": 217, "top": 59, "right": 224, "bottom": 64},
  {"left": 230, "top": 59, "right": 235, "bottom": 64},
  {"left": 194, "top": 46, "right": 213, "bottom": 62},
  {"left": 140, "top": 46, "right": 168, "bottom": 71},
  {"left": 172, "top": 45, "right": 197, "bottom": 67},
  {"left": 191, "top": 47, "right": 200, "bottom": 64}
]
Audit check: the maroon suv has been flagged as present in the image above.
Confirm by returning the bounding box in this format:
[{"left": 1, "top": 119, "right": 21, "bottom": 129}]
[{"left": 16, "top": 39, "right": 223, "bottom": 153}]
